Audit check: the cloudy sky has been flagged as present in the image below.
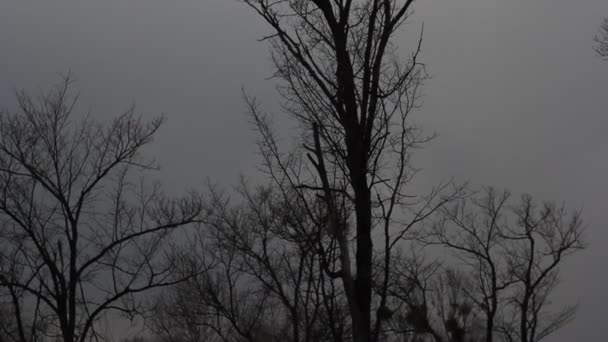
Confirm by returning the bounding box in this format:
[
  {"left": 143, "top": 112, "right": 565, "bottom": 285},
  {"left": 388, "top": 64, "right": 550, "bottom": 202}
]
[{"left": 1, "top": 0, "right": 607, "bottom": 340}]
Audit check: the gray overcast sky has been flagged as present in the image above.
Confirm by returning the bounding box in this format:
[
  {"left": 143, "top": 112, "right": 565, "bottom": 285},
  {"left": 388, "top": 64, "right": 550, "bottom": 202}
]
[{"left": 1, "top": 0, "right": 607, "bottom": 340}]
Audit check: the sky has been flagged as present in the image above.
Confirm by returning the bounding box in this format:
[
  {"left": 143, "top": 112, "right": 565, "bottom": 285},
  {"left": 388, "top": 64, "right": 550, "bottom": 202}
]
[{"left": 1, "top": 0, "right": 607, "bottom": 340}]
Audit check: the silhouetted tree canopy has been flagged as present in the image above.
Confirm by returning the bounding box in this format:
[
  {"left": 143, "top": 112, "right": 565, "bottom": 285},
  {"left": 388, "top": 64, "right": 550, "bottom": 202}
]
[{"left": 0, "top": 76, "right": 203, "bottom": 342}]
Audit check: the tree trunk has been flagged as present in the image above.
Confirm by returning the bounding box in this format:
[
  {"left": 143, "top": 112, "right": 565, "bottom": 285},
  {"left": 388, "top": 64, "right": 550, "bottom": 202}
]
[{"left": 352, "top": 164, "right": 373, "bottom": 342}]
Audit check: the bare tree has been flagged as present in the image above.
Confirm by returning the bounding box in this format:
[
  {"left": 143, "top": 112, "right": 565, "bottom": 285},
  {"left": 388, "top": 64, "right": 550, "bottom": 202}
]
[
  {"left": 428, "top": 188, "right": 584, "bottom": 342},
  {"left": 152, "top": 185, "right": 583, "bottom": 342},
  {"left": 428, "top": 189, "right": 514, "bottom": 342},
  {"left": 499, "top": 193, "right": 584, "bottom": 342},
  {"left": 0, "top": 77, "right": 203, "bottom": 342},
  {"left": 383, "top": 251, "right": 487, "bottom": 342},
  {"left": 432, "top": 269, "right": 485, "bottom": 342},
  {"left": 383, "top": 250, "right": 444, "bottom": 342},
  {"left": 594, "top": 18, "right": 608, "bottom": 59},
  {"left": 150, "top": 279, "right": 222, "bottom": 342},
  {"left": 240, "top": 1, "right": 465, "bottom": 341},
  {"left": 152, "top": 182, "right": 350, "bottom": 342}
]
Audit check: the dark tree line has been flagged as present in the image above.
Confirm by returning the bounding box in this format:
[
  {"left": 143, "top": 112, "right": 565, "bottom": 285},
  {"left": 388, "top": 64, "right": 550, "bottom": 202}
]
[
  {"left": 1, "top": 2, "right": 591, "bottom": 342},
  {"left": 148, "top": 186, "right": 583, "bottom": 342}
]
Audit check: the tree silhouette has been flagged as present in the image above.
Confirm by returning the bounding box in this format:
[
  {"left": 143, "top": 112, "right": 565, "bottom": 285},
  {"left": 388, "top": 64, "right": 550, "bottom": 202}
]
[
  {"left": 0, "top": 76, "right": 203, "bottom": 342},
  {"left": 240, "top": 1, "right": 464, "bottom": 340}
]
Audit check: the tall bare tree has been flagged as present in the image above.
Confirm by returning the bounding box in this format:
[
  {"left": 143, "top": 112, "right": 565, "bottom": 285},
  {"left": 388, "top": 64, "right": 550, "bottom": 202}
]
[
  {"left": 241, "top": 1, "right": 464, "bottom": 341},
  {"left": 0, "top": 77, "right": 203, "bottom": 342}
]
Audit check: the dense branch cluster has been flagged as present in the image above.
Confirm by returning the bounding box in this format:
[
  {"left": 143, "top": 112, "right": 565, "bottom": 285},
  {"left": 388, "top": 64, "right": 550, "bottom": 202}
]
[
  {"left": 0, "top": 77, "right": 203, "bottom": 342},
  {"left": 149, "top": 186, "right": 583, "bottom": 342}
]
